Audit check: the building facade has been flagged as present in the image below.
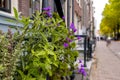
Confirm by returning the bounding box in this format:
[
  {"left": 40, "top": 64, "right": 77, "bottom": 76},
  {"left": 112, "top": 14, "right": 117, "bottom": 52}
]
[
  {"left": 0, "top": 0, "right": 95, "bottom": 37},
  {"left": 74, "top": 0, "right": 82, "bottom": 35},
  {"left": 0, "top": 0, "right": 19, "bottom": 32},
  {"left": 0, "top": 0, "right": 66, "bottom": 32}
]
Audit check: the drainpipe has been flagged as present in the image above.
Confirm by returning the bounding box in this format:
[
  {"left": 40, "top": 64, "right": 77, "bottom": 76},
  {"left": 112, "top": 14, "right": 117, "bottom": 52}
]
[
  {"left": 67, "top": 0, "right": 70, "bottom": 28},
  {"left": 72, "top": 0, "right": 74, "bottom": 23},
  {"left": 42, "top": 0, "right": 48, "bottom": 9}
]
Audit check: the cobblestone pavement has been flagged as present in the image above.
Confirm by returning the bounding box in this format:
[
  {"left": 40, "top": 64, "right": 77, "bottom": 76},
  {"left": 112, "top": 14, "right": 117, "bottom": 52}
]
[{"left": 90, "top": 41, "right": 120, "bottom": 80}]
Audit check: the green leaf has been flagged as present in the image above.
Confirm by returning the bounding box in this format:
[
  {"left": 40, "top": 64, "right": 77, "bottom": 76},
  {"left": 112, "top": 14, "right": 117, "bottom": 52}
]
[
  {"left": 47, "top": 50, "right": 54, "bottom": 55},
  {"left": 37, "top": 50, "right": 46, "bottom": 56},
  {"left": 70, "top": 42, "right": 76, "bottom": 48},
  {"left": 13, "top": 7, "right": 19, "bottom": 19},
  {"left": 52, "top": 18, "right": 56, "bottom": 25},
  {"left": 48, "top": 69, "right": 52, "bottom": 76},
  {"left": 17, "top": 70, "right": 25, "bottom": 79},
  {"left": 31, "top": 49, "right": 46, "bottom": 57},
  {"left": 53, "top": 63, "right": 58, "bottom": 67},
  {"left": 37, "top": 74, "right": 46, "bottom": 80},
  {"left": 47, "top": 50, "right": 57, "bottom": 60},
  {"left": 0, "top": 64, "right": 4, "bottom": 71}
]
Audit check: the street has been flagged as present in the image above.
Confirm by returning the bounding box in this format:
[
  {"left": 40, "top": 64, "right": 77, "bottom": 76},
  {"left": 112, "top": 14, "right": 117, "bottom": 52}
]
[
  {"left": 90, "top": 41, "right": 120, "bottom": 80},
  {"left": 109, "top": 41, "right": 120, "bottom": 59}
]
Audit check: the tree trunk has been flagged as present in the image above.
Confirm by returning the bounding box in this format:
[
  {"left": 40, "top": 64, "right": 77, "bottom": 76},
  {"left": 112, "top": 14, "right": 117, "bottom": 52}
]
[
  {"left": 118, "top": 24, "right": 120, "bottom": 40},
  {"left": 117, "top": 24, "right": 120, "bottom": 40}
]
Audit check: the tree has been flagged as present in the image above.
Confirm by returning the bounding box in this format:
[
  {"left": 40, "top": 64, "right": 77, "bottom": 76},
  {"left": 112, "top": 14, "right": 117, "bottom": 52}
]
[{"left": 100, "top": 0, "right": 120, "bottom": 39}]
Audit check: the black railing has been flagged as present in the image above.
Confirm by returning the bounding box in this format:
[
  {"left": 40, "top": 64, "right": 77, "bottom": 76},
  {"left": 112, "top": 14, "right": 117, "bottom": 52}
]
[
  {"left": 75, "top": 35, "right": 87, "bottom": 67},
  {"left": 75, "top": 35, "right": 95, "bottom": 67}
]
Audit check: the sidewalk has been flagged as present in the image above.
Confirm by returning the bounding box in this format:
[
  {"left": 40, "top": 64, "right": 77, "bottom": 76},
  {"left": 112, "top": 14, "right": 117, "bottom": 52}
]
[
  {"left": 74, "top": 44, "right": 94, "bottom": 80},
  {"left": 90, "top": 41, "right": 120, "bottom": 80}
]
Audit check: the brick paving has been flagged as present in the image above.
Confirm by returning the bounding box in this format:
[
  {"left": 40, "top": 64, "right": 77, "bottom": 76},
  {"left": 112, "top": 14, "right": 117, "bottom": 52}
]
[
  {"left": 90, "top": 41, "right": 120, "bottom": 80},
  {"left": 109, "top": 41, "right": 120, "bottom": 58}
]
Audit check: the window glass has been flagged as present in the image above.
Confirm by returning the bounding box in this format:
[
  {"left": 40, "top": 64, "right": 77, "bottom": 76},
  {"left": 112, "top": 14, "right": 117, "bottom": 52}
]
[{"left": 0, "top": 0, "right": 11, "bottom": 12}]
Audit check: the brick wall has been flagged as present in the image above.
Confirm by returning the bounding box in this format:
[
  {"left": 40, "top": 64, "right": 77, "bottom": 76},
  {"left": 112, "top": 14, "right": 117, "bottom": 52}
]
[{"left": 18, "top": 0, "right": 29, "bottom": 17}]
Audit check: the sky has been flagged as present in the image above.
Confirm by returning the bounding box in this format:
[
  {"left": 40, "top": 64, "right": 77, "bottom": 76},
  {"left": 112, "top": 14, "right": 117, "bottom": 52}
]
[{"left": 92, "top": 0, "right": 108, "bottom": 30}]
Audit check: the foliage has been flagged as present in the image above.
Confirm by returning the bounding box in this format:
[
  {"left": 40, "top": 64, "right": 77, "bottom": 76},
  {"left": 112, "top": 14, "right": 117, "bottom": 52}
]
[
  {"left": 0, "top": 7, "right": 79, "bottom": 80},
  {"left": 0, "top": 28, "right": 25, "bottom": 80},
  {"left": 100, "top": 0, "right": 120, "bottom": 37}
]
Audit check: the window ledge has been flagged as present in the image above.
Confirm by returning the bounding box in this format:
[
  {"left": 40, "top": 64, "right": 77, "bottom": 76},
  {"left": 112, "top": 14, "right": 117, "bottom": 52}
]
[{"left": 0, "top": 11, "right": 15, "bottom": 20}]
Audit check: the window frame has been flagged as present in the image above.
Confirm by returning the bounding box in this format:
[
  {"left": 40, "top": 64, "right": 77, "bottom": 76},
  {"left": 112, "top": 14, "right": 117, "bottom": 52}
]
[{"left": 0, "top": 0, "right": 11, "bottom": 13}]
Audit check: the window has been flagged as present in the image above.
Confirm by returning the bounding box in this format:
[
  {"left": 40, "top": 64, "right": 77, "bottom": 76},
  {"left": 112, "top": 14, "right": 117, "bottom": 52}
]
[{"left": 0, "top": 0, "right": 11, "bottom": 12}]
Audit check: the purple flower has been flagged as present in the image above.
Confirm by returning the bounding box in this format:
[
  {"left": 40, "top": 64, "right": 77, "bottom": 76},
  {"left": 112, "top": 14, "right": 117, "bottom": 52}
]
[
  {"left": 63, "top": 43, "right": 69, "bottom": 48},
  {"left": 78, "top": 63, "right": 86, "bottom": 76},
  {"left": 78, "top": 69, "right": 81, "bottom": 73},
  {"left": 57, "top": 23, "right": 60, "bottom": 26},
  {"left": 70, "top": 23, "right": 77, "bottom": 33},
  {"left": 78, "top": 67, "right": 84, "bottom": 73},
  {"left": 83, "top": 71, "right": 87, "bottom": 76},
  {"left": 62, "top": 16, "right": 65, "bottom": 20},
  {"left": 77, "top": 36, "right": 81, "bottom": 40},
  {"left": 79, "top": 60, "right": 82, "bottom": 63},
  {"left": 81, "top": 64, "right": 84, "bottom": 67},
  {"left": 66, "top": 38, "right": 72, "bottom": 42},
  {"left": 70, "top": 23, "right": 75, "bottom": 29},
  {"left": 73, "top": 28, "right": 77, "bottom": 32},
  {"left": 43, "top": 6, "right": 51, "bottom": 11},
  {"left": 81, "top": 68, "right": 87, "bottom": 76},
  {"left": 46, "top": 12, "right": 52, "bottom": 17},
  {"left": 50, "top": 16, "right": 52, "bottom": 18}
]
